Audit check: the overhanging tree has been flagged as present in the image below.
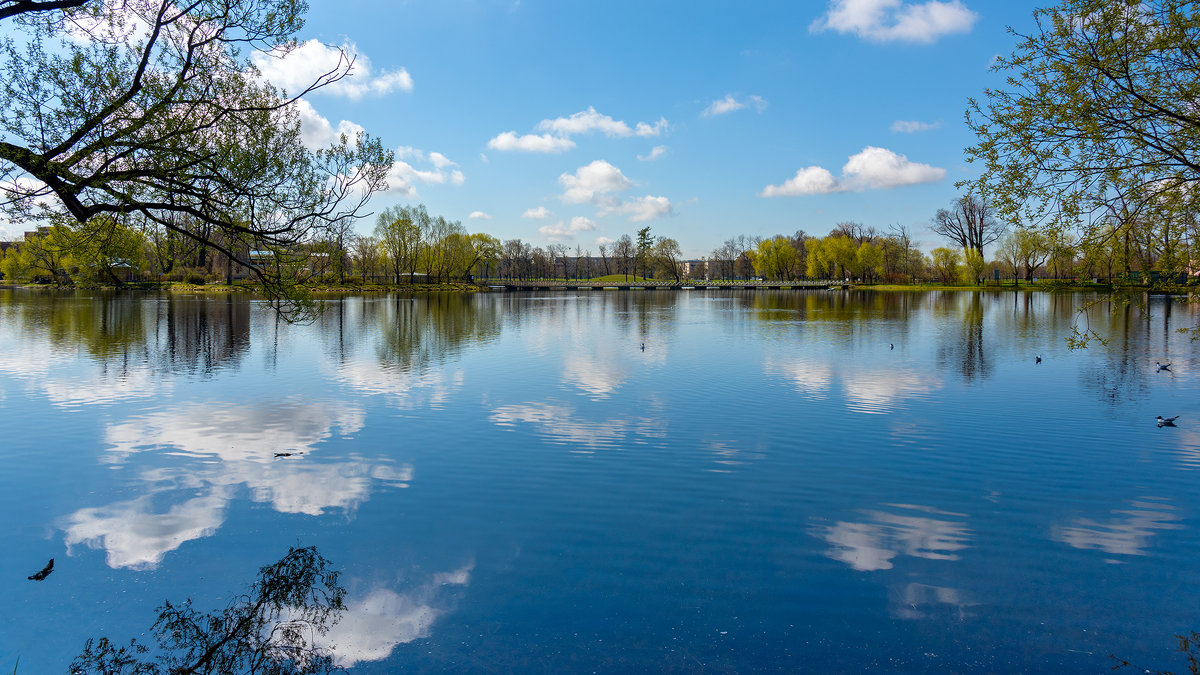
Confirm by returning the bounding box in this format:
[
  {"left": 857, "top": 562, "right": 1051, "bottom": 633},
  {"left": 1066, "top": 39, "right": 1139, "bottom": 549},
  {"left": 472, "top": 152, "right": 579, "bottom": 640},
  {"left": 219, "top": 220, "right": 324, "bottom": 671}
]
[
  {"left": 965, "top": 0, "right": 1200, "bottom": 234},
  {"left": 0, "top": 0, "right": 393, "bottom": 316}
]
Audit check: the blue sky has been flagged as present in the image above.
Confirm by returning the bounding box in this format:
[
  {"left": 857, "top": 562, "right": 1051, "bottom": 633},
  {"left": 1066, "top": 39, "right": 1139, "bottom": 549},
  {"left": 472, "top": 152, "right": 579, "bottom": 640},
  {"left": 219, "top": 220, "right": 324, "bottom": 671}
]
[{"left": 22, "top": 0, "right": 1048, "bottom": 257}]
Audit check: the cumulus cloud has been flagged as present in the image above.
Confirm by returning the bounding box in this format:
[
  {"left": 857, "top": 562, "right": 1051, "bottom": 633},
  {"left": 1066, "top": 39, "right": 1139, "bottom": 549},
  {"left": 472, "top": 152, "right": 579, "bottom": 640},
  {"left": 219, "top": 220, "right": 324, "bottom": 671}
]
[
  {"left": 486, "top": 131, "right": 576, "bottom": 153},
  {"left": 488, "top": 107, "right": 669, "bottom": 153},
  {"left": 294, "top": 99, "right": 365, "bottom": 150},
  {"left": 538, "top": 107, "right": 633, "bottom": 138},
  {"left": 558, "top": 160, "right": 633, "bottom": 205},
  {"left": 428, "top": 152, "right": 457, "bottom": 169},
  {"left": 522, "top": 206, "right": 554, "bottom": 220},
  {"left": 468, "top": 211, "right": 491, "bottom": 220},
  {"left": 703, "top": 94, "right": 767, "bottom": 116},
  {"left": 638, "top": 145, "right": 668, "bottom": 161},
  {"left": 891, "top": 119, "right": 941, "bottom": 133},
  {"left": 609, "top": 195, "right": 673, "bottom": 222},
  {"left": 760, "top": 146, "right": 945, "bottom": 196},
  {"left": 383, "top": 147, "right": 466, "bottom": 197},
  {"left": 538, "top": 216, "right": 597, "bottom": 242},
  {"left": 810, "top": 0, "right": 978, "bottom": 44},
  {"left": 557, "top": 160, "right": 674, "bottom": 222},
  {"left": 252, "top": 39, "right": 413, "bottom": 99},
  {"left": 635, "top": 118, "right": 669, "bottom": 137}
]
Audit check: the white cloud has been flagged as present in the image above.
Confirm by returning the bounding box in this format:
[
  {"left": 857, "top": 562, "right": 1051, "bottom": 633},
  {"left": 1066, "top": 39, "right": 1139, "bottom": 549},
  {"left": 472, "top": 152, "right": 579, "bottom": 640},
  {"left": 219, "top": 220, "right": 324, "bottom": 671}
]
[
  {"left": 429, "top": 152, "right": 457, "bottom": 168},
  {"left": 489, "top": 108, "right": 669, "bottom": 153},
  {"left": 760, "top": 166, "right": 841, "bottom": 197},
  {"left": 556, "top": 161, "right": 673, "bottom": 222},
  {"left": 486, "top": 131, "right": 576, "bottom": 153},
  {"left": 594, "top": 236, "right": 615, "bottom": 246},
  {"left": 635, "top": 118, "right": 669, "bottom": 137},
  {"left": 468, "top": 211, "right": 491, "bottom": 220},
  {"left": 760, "top": 146, "right": 945, "bottom": 196},
  {"left": 843, "top": 145, "right": 945, "bottom": 188},
  {"left": 538, "top": 106, "right": 632, "bottom": 138},
  {"left": 810, "top": 0, "right": 978, "bottom": 44},
  {"left": 522, "top": 206, "right": 554, "bottom": 220},
  {"left": 891, "top": 119, "right": 941, "bottom": 133},
  {"left": 611, "top": 195, "right": 673, "bottom": 222},
  {"left": 558, "top": 160, "right": 633, "bottom": 205},
  {"left": 703, "top": 94, "right": 767, "bottom": 116},
  {"left": 253, "top": 39, "right": 413, "bottom": 99},
  {"left": 538, "top": 216, "right": 597, "bottom": 242},
  {"left": 294, "top": 99, "right": 365, "bottom": 150},
  {"left": 638, "top": 145, "right": 668, "bottom": 161},
  {"left": 383, "top": 148, "right": 466, "bottom": 197}
]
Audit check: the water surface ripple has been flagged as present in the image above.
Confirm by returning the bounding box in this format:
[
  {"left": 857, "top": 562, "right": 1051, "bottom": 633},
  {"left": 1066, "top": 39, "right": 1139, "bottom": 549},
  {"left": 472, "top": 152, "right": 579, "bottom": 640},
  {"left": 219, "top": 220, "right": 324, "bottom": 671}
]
[{"left": 0, "top": 288, "right": 1198, "bottom": 673}]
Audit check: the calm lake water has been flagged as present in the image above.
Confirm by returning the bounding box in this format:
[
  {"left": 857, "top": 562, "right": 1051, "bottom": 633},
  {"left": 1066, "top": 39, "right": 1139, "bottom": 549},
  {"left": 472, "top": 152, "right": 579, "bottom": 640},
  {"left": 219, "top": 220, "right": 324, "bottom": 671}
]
[{"left": 1, "top": 288, "right": 1199, "bottom": 672}]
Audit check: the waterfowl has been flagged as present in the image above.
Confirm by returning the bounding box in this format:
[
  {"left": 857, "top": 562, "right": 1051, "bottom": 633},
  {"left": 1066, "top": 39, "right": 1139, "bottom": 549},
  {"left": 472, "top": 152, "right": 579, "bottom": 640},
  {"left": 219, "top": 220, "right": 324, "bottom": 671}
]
[{"left": 1157, "top": 415, "right": 1179, "bottom": 427}]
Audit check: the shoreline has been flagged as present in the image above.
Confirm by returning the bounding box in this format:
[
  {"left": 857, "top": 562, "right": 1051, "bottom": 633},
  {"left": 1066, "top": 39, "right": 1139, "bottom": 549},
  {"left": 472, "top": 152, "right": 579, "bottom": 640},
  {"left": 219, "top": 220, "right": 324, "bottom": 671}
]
[{"left": 0, "top": 281, "right": 1195, "bottom": 295}]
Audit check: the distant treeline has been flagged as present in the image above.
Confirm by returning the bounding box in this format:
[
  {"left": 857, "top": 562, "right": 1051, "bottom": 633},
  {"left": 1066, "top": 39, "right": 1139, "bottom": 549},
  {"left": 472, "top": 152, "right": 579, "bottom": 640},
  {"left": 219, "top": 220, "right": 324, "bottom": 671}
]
[{"left": 3, "top": 199, "right": 1195, "bottom": 286}]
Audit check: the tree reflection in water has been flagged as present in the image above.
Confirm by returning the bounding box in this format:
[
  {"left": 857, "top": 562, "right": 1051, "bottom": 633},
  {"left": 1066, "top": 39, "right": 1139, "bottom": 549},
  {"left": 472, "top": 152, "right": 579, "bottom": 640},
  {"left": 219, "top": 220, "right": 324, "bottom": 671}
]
[{"left": 70, "top": 547, "right": 345, "bottom": 675}]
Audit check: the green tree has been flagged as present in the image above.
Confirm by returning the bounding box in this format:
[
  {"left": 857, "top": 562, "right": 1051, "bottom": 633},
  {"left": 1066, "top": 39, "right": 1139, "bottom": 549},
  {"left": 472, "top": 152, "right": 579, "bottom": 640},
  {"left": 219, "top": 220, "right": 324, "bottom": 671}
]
[
  {"left": 965, "top": 0, "right": 1200, "bottom": 234},
  {"left": 0, "top": 0, "right": 392, "bottom": 314},
  {"left": 635, "top": 226, "right": 653, "bottom": 279},
  {"left": 855, "top": 241, "right": 884, "bottom": 283},
  {"left": 963, "top": 248, "right": 987, "bottom": 285},
  {"left": 652, "top": 236, "right": 683, "bottom": 281},
  {"left": 930, "top": 247, "right": 963, "bottom": 284},
  {"left": 750, "top": 236, "right": 799, "bottom": 280},
  {"left": 374, "top": 205, "right": 423, "bottom": 284},
  {"left": 0, "top": 224, "right": 73, "bottom": 282},
  {"left": 67, "top": 216, "right": 150, "bottom": 284}
]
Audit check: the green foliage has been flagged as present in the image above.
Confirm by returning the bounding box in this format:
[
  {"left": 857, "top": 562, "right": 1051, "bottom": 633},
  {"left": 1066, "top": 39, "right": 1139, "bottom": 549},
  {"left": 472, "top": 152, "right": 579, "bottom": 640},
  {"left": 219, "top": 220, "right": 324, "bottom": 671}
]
[
  {"left": 965, "top": 0, "right": 1200, "bottom": 229},
  {"left": 963, "top": 248, "right": 987, "bottom": 284},
  {"left": 750, "top": 236, "right": 798, "bottom": 280},
  {"left": 69, "top": 546, "right": 346, "bottom": 675},
  {"left": 929, "top": 247, "right": 963, "bottom": 284},
  {"left": 855, "top": 241, "right": 884, "bottom": 282},
  {"left": 0, "top": 0, "right": 392, "bottom": 317}
]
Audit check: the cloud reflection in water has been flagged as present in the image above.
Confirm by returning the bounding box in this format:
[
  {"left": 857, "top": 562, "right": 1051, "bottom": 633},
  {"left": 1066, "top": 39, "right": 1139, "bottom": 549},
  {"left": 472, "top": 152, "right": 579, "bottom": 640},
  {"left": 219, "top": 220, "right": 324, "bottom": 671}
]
[
  {"left": 1051, "top": 499, "right": 1182, "bottom": 557},
  {"left": 816, "top": 504, "right": 971, "bottom": 572},
  {"left": 322, "top": 563, "right": 473, "bottom": 668},
  {"left": 61, "top": 399, "right": 411, "bottom": 569}
]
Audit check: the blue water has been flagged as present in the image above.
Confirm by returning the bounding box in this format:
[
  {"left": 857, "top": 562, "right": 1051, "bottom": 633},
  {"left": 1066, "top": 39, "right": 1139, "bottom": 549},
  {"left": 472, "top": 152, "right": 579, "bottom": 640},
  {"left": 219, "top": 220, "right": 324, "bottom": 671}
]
[{"left": 1, "top": 289, "right": 1198, "bottom": 672}]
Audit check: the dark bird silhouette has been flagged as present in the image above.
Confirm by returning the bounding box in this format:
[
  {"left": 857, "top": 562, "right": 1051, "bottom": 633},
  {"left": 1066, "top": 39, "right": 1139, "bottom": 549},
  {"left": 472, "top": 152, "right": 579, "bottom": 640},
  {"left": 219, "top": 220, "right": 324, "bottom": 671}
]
[
  {"left": 1157, "top": 415, "right": 1180, "bottom": 427},
  {"left": 28, "top": 558, "right": 53, "bottom": 581},
  {"left": 890, "top": 343, "right": 894, "bottom": 350},
  {"left": 640, "top": 343, "right": 645, "bottom": 352},
  {"left": 1157, "top": 361, "right": 1172, "bottom": 372},
  {"left": 274, "top": 452, "right": 301, "bottom": 458},
  {"left": 1036, "top": 355, "right": 1042, "bottom": 364}
]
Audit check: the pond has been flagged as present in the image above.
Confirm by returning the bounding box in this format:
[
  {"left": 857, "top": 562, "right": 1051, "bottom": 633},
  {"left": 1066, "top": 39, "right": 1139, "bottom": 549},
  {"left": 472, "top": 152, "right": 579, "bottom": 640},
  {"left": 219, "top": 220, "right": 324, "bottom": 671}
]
[{"left": 0, "top": 288, "right": 1198, "bottom": 672}]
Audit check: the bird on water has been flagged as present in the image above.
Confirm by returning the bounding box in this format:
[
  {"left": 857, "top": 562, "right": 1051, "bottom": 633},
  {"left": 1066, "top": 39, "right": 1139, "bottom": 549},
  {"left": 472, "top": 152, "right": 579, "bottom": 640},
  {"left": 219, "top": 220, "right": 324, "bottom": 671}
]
[
  {"left": 1036, "top": 355, "right": 1042, "bottom": 364},
  {"left": 1157, "top": 361, "right": 1172, "bottom": 372},
  {"left": 1157, "top": 415, "right": 1180, "bottom": 427}
]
